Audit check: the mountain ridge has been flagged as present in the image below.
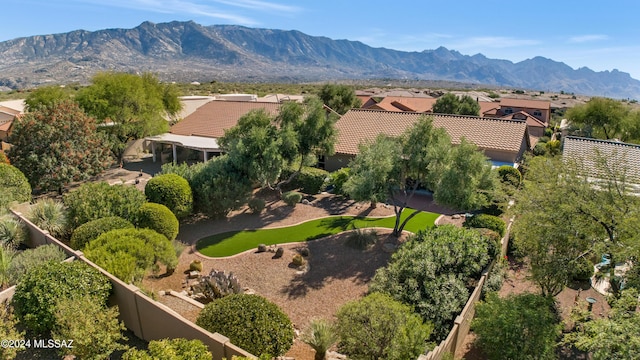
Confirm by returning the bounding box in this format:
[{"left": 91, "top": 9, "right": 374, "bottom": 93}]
[{"left": 1, "top": 20, "right": 639, "bottom": 99}]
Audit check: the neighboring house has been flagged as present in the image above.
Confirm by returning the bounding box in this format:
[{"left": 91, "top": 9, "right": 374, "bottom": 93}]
[
  {"left": 0, "top": 101, "right": 25, "bottom": 149},
  {"left": 146, "top": 100, "right": 281, "bottom": 163},
  {"left": 365, "top": 96, "right": 437, "bottom": 113},
  {"left": 562, "top": 136, "right": 640, "bottom": 186},
  {"left": 326, "top": 109, "right": 530, "bottom": 171},
  {"left": 500, "top": 111, "right": 547, "bottom": 147},
  {"left": 497, "top": 98, "right": 551, "bottom": 124}
]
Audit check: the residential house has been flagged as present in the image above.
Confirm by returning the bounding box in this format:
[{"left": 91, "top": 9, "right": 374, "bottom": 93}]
[
  {"left": 497, "top": 98, "right": 551, "bottom": 125},
  {"left": 365, "top": 96, "right": 437, "bottom": 113},
  {"left": 146, "top": 100, "right": 281, "bottom": 163},
  {"left": 0, "top": 101, "right": 25, "bottom": 150},
  {"left": 326, "top": 109, "right": 530, "bottom": 171}
]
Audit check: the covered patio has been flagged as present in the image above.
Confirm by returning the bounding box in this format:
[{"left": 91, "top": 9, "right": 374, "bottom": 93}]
[{"left": 145, "top": 133, "right": 221, "bottom": 164}]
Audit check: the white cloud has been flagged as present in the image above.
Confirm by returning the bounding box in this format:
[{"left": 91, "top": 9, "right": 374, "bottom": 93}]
[{"left": 568, "top": 34, "right": 609, "bottom": 43}]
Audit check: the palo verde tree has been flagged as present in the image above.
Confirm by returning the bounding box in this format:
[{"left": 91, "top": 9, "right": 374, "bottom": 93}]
[
  {"left": 220, "top": 96, "right": 338, "bottom": 193},
  {"left": 317, "top": 84, "right": 361, "bottom": 115},
  {"left": 7, "top": 100, "right": 112, "bottom": 193},
  {"left": 344, "top": 115, "right": 496, "bottom": 236},
  {"left": 513, "top": 154, "right": 640, "bottom": 296},
  {"left": 24, "top": 85, "right": 72, "bottom": 111},
  {"left": 565, "top": 97, "right": 632, "bottom": 141},
  {"left": 76, "top": 72, "right": 182, "bottom": 160},
  {"left": 432, "top": 93, "right": 480, "bottom": 116}
]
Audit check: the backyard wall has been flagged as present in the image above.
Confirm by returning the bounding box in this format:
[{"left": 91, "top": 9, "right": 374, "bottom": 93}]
[{"left": 10, "top": 209, "right": 256, "bottom": 360}]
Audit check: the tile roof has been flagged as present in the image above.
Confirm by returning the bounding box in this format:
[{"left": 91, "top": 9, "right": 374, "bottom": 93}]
[
  {"left": 335, "top": 109, "right": 528, "bottom": 156},
  {"left": 170, "top": 101, "right": 281, "bottom": 138},
  {"left": 499, "top": 98, "right": 551, "bottom": 110},
  {"left": 479, "top": 101, "right": 500, "bottom": 116},
  {"left": 371, "top": 97, "right": 438, "bottom": 112},
  {"left": 500, "top": 111, "right": 547, "bottom": 128},
  {"left": 563, "top": 136, "right": 640, "bottom": 181}
]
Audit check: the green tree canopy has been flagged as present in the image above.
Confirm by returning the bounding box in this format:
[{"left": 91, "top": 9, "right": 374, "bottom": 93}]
[
  {"left": 370, "top": 225, "right": 493, "bottom": 340},
  {"left": 221, "top": 96, "right": 338, "bottom": 193},
  {"left": 432, "top": 93, "right": 480, "bottom": 116},
  {"left": 76, "top": 72, "right": 181, "bottom": 159},
  {"left": 344, "top": 115, "right": 496, "bottom": 235},
  {"left": 24, "top": 85, "right": 72, "bottom": 111},
  {"left": 472, "top": 293, "right": 561, "bottom": 360},
  {"left": 7, "top": 100, "right": 112, "bottom": 192},
  {"left": 335, "top": 292, "right": 432, "bottom": 360},
  {"left": 566, "top": 97, "right": 634, "bottom": 141},
  {"left": 512, "top": 155, "right": 640, "bottom": 296},
  {"left": 318, "top": 84, "right": 361, "bottom": 115}
]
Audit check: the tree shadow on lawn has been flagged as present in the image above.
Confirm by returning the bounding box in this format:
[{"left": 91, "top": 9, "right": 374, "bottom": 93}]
[{"left": 280, "top": 233, "right": 394, "bottom": 299}]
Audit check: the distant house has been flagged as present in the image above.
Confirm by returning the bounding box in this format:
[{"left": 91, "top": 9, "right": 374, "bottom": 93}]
[
  {"left": 147, "top": 100, "right": 281, "bottom": 163},
  {"left": 364, "top": 96, "right": 437, "bottom": 113},
  {"left": 0, "top": 101, "right": 25, "bottom": 150},
  {"left": 562, "top": 136, "right": 640, "bottom": 186},
  {"left": 326, "top": 109, "right": 530, "bottom": 171},
  {"left": 497, "top": 98, "right": 551, "bottom": 125}
]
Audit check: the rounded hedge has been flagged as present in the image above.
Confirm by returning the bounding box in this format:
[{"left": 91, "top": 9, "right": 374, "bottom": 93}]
[
  {"left": 64, "top": 182, "right": 147, "bottom": 230},
  {"left": 123, "top": 338, "right": 212, "bottom": 360},
  {"left": 12, "top": 261, "right": 112, "bottom": 334},
  {"left": 0, "top": 163, "right": 31, "bottom": 208},
  {"left": 135, "top": 203, "right": 179, "bottom": 241},
  {"left": 145, "top": 173, "right": 193, "bottom": 219},
  {"left": 464, "top": 214, "right": 506, "bottom": 237},
  {"left": 282, "top": 191, "right": 302, "bottom": 206},
  {"left": 497, "top": 165, "right": 522, "bottom": 188},
  {"left": 84, "top": 228, "right": 177, "bottom": 283},
  {"left": 70, "top": 216, "right": 135, "bottom": 250},
  {"left": 196, "top": 294, "right": 294, "bottom": 357}
]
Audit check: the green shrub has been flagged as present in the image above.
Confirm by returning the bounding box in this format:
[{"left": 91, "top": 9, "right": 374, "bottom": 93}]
[
  {"left": 329, "top": 167, "right": 350, "bottom": 195},
  {"left": 84, "top": 228, "right": 177, "bottom": 283},
  {"left": 189, "top": 260, "right": 203, "bottom": 272},
  {"left": 7, "top": 244, "right": 67, "bottom": 285},
  {"left": 0, "top": 163, "right": 31, "bottom": 209},
  {"left": 0, "top": 151, "right": 9, "bottom": 165},
  {"left": 12, "top": 261, "right": 111, "bottom": 334},
  {"left": 0, "top": 299, "right": 25, "bottom": 360},
  {"left": 345, "top": 228, "right": 378, "bottom": 250},
  {"left": 64, "top": 181, "right": 147, "bottom": 230},
  {"left": 473, "top": 293, "right": 561, "bottom": 360},
  {"left": 52, "top": 296, "right": 128, "bottom": 359},
  {"left": 145, "top": 173, "right": 193, "bottom": 219},
  {"left": 70, "top": 216, "right": 134, "bottom": 250},
  {"left": 294, "top": 167, "right": 329, "bottom": 194},
  {"left": 336, "top": 293, "right": 432, "bottom": 360},
  {"left": 533, "top": 142, "right": 547, "bottom": 156},
  {"left": 135, "top": 203, "right": 179, "bottom": 241},
  {"left": 301, "top": 319, "right": 337, "bottom": 360},
  {"left": 464, "top": 214, "right": 506, "bottom": 237},
  {"left": 0, "top": 214, "right": 27, "bottom": 248},
  {"left": 497, "top": 165, "right": 522, "bottom": 188},
  {"left": 0, "top": 244, "right": 16, "bottom": 287},
  {"left": 26, "top": 199, "right": 68, "bottom": 239},
  {"left": 282, "top": 191, "right": 302, "bottom": 206},
  {"left": 570, "top": 257, "right": 594, "bottom": 282},
  {"left": 196, "top": 294, "right": 294, "bottom": 357},
  {"left": 292, "top": 254, "right": 306, "bottom": 267},
  {"left": 248, "top": 197, "right": 266, "bottom": 214},
  {"left": 474, "top": 227, "right": 501, "bottom": 259},
  {"left": 122, "top": 338, "right": 212, "bottom": 360}
]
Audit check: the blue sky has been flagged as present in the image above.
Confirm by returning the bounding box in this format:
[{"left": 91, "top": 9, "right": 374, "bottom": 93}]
[{"left": 3, "top": 0, "right": 640, "bottom": 79}]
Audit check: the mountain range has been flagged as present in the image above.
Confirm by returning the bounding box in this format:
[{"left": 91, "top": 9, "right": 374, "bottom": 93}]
[{"left": 1, "top": 20, "right": 639, "bottom": 99}]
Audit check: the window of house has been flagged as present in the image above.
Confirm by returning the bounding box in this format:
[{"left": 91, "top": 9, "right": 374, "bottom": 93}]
[
  {"left": 504, "top": 108, "right": 513, "bottom": 114},
  {"left": 533, "top": 110, "right": 542, "bottom": 117}
]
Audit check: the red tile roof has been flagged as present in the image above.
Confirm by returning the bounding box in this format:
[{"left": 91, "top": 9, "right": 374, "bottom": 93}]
[
  {"left": 370, "top": 96, "right": 438, "bottom": 112},
  {"left": 170, "top": 101, "right": 281, "bottom": 138},
  {"left": 479, "top": 101, "right": 500, "bottom": 116},
  {"left": 499, "top": 98, "right": 551, "bottom": 111},
  {"left": 500, "top": 111, "right": 547, "bottom": 128},
  {"left": 335, "top": 109, "right": 528, "bottom": 155}
]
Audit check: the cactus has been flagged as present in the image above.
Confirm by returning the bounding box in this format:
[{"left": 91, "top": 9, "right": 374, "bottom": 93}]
[{"left": 192, "top": 270, "right": 242, "bottom": 301}]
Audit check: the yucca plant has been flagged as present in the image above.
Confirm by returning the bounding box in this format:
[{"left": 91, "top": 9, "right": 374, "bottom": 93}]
[
  {"left": 301, "top": 318, "right": 338, "bottom": 360},
  {"left": 26, "top": 199, "right": 67, "bottom": 239},
  {"left": 0, "top": 214, "right": 27, "bottom": 248}
]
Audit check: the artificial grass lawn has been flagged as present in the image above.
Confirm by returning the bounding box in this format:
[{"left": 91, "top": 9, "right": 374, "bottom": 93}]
[{"left": 196, "top": 209, "right": 440, "bottom": 257}]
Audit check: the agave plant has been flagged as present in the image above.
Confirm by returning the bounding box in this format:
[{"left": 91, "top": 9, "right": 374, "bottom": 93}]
[
  {"left": 26, "top": 199, "right": 68, "bottom": 239},
  {"left": 0, "top": 214, "right": 27, "bottom": 248}
]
